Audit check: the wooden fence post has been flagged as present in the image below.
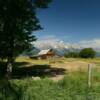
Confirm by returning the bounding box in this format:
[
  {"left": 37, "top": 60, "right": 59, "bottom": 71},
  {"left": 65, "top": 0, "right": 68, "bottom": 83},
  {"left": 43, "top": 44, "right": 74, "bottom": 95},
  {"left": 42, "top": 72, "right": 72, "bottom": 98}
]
[{"left": 88, "top": 64, "right": 92, "bottom": 88}]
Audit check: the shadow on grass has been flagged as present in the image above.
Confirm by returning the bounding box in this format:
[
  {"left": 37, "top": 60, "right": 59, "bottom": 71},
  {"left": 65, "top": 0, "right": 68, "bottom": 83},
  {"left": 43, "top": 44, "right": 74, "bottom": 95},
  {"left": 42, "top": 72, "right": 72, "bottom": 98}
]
[
  {"left": 0, "top": 61, "right": 66, "bottom": 79},
  {"left": 14, "top": 62, "right": 30, "bottom": 68},
  {"left": 13, "top": 64, "right": 66, "bottom": 79},
  {"left": 0, "top": 61, "right": 30, "bottom": 79}
]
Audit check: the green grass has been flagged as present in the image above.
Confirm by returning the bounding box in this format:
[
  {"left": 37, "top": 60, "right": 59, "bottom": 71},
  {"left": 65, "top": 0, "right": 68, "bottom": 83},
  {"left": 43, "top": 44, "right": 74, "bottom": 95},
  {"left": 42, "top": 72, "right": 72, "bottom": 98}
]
[
  {"left": 0, "top": 71, "right": 100, "bottom": 100},
  {"left": 0, "top": 58, "right": 100, "bottom": 100}
]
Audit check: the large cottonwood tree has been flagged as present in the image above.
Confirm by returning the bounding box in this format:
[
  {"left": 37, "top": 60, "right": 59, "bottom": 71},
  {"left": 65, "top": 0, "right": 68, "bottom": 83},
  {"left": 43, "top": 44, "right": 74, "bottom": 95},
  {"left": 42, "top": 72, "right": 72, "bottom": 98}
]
[{"left": 0, "top": 0, "right": 52, "bottom": 78}]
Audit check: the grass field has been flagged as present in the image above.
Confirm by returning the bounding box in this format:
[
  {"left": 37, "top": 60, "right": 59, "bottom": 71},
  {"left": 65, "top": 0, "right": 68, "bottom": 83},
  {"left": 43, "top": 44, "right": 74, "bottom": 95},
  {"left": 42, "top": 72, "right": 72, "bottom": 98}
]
[
  {"left": 0, "top": 57, "right": 100, "bottom": 100},
  {"left": 16, "top": 57, "right": 100, "bottom": 72}
]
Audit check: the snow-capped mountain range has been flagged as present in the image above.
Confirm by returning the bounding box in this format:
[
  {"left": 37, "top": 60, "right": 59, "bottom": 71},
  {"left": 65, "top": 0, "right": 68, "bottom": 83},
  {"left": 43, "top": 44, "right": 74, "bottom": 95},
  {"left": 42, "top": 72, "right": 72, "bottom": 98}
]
[
  {"left": 21, "top": 39, "right": 100, "bottom": 57},
  {"left": 30, "top": 41, "right": 79, "bottom": 56},
  {"left": 34, "top": 39, "right": 100, "bottom": 51}
]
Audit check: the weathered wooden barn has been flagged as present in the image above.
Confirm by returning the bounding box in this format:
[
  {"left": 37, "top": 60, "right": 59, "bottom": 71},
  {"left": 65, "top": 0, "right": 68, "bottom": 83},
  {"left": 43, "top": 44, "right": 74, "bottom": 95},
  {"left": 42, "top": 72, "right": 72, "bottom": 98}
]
[
  {"left": 30, "top": 49, "right": 55, "bottom": 60},
  {"left": 38, "top": 49, "right": 55, "bottom": 59}
]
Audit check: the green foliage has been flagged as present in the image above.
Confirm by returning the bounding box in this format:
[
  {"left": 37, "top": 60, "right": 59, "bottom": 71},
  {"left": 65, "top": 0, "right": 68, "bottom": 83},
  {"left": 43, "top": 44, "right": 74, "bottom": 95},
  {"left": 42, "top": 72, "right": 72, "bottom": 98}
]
[
  {"left": 64, "top": 52, "right": 79, "bottom": 58},
  {"left": 79, "top": 48, "right": 96, "bottom": 58},
  {"left": 0, "top": 0, "right": 52, "bottom": 59},
  {"left": 34, "top": 0, "right": 52, "bottom": 8},
  {"left": 0, "top": 62, "right": 6, "bottom": 78}
]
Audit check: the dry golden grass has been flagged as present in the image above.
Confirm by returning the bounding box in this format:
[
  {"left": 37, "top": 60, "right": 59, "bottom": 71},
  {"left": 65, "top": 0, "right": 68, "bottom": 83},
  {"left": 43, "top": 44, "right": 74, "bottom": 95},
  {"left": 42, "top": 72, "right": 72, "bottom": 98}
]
[
  {"left": 16, "top": 57, "right": 100, "bottom": 72},
  {"left": 14, "top": 57, "right": 100, "bottom": 82}
]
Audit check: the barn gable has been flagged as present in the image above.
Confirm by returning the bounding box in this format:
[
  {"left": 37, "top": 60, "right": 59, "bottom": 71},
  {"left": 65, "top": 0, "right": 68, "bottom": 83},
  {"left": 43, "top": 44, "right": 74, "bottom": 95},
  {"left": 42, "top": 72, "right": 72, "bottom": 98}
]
[
  {"left": 30, "top": 48, "right": 62, "bottom": 60},
  {"left": 38, "top": 49, "right": 51, "bottom": 56}
]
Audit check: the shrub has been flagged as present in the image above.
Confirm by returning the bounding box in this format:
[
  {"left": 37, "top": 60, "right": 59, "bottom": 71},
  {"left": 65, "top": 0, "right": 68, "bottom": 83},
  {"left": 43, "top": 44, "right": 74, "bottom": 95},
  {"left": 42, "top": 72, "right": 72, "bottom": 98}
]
[
  {"left": 79, "top": 48, "right": 96, "bottom": 58},
  {"left": 64, "top": 52, "right": 79, "bottom": 58}
]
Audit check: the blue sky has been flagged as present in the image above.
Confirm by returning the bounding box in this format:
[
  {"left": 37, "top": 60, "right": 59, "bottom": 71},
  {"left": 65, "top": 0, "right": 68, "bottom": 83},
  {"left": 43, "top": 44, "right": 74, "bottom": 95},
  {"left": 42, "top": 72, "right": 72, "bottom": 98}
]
[{"left": 33, "top": 0, "right": 100, "bottom": 44}]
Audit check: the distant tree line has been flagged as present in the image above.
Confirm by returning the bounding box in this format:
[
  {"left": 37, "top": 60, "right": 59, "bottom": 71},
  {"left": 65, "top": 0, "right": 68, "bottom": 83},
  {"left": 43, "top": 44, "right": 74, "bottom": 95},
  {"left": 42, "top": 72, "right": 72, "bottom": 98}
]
[{"left": 64, "top": 48, "right": 96, "bottom": 58}]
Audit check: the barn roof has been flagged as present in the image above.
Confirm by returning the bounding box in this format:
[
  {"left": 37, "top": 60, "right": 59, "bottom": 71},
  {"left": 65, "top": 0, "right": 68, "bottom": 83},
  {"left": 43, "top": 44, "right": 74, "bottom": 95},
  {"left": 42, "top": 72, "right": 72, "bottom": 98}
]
[{"left": 38, "top": 49, "right": 51, "bottom": 55}]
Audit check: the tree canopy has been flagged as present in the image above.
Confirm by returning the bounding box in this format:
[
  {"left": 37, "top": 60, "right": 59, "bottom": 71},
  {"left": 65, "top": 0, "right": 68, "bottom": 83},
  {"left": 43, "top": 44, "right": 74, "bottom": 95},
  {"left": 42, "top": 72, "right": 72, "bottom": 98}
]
[
  {"left": 64, "top": 52, "right": 79, "bottom": 58},
  {"left": 0, "top": 0, "right": 52, "bottom": 77},
  {"left": 0, "top": 0, "right": 52, "bottom": 59},
  {"left": 79, "top": 48, "right": 96, "bottom": 58}
]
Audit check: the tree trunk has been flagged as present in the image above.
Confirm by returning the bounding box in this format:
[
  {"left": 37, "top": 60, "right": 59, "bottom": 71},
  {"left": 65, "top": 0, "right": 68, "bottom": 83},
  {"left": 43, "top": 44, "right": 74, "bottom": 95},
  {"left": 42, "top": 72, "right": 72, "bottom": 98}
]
[{"left": 6, "top": 56, "right": 14, "bottom": 79}]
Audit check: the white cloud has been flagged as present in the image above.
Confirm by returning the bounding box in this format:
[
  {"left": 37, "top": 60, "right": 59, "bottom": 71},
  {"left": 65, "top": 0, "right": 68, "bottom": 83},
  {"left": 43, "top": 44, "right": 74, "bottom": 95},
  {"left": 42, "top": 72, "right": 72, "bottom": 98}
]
[
  {"left": 34, "top": 35, "right": 61, "bottom": 49},
  {"left": 34, "top": 35, "right": 100, "bottom": 51},
  {"left": 78, "top": 39, "right": 100, "bottom": 49}
]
